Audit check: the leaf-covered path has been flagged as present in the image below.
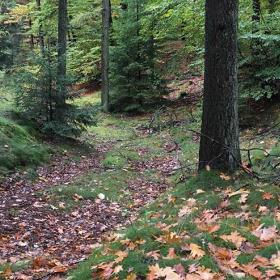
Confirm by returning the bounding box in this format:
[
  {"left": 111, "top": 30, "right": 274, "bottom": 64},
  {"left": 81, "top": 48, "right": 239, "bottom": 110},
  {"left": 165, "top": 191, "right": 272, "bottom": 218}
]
[{"left": 0, "top": 114, "right": 181, "bottom": 279}]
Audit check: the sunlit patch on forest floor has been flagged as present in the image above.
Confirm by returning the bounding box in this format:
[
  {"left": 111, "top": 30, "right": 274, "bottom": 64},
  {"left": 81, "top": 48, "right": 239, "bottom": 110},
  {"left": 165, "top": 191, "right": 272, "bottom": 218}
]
[{"left": 0, "top": 94, "right": 279, "bottom": 280}]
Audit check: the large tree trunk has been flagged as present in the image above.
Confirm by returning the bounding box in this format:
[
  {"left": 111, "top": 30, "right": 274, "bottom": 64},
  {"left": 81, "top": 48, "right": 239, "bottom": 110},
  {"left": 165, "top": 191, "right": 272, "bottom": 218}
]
[
  {"left": 101, "top": 0, "right": 111, "bottom": 112},
  {"left": 198, "top": 0, "right": 241, "bottom": 172},
  {"left": 57, "top": 0, "right": 68, "bottom": 107}
]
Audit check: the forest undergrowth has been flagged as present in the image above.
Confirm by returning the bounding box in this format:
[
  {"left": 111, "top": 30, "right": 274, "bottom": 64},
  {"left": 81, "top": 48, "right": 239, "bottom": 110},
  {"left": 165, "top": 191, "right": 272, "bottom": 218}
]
[{"left": 0, "top": 87, "right": 279, "bottom": 280}]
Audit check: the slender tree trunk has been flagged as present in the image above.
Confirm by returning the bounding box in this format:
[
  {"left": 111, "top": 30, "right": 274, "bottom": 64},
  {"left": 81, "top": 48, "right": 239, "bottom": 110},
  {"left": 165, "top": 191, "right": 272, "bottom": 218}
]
[
  {"left": 57, "top": 0, "right": 68, "bottom": 107},
  {"left": 28, "top": 19, "right": 34, "bottom": 49},
  {"left": 101, "top": 0, "right": 110, "bottom": 112},
  {"left": 268, "top": 0, "right": 276, "bottom": 13},
  {"left": 36, "top": 0, "right": 45, "bottom": 56},
  {"left": 251, "top": 0, "right": 261, "bottom": 58},
  {"left": 252, "top": 0, "right": 261, "bottom": 23},
  {"left": 199, "top": 0, "right": 241, "bottom": 172}
]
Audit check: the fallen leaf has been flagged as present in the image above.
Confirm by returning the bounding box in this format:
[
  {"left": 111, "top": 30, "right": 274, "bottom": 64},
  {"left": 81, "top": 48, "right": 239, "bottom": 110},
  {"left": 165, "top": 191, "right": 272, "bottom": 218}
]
[
  {"left": 253, "top": 225, "right": 278, "bottom": 241},
  {"left": 125, "top": 273, "right": 137, "bottom": 280},
  {"left": 189, "top": 243, "right": 205, "bottom": 259},
  {"left": 146, "top": 250, "right": 161, "bottom": 260},
  {"left": 262, "top": 192, "right": 274, "bottom": 200},
  {"left": 163, "top": 248, "right": 178, "bottom": 259},
  {"left": 115, "top": 251, "right": 128, "bottom": 263},
  {"left": 220, "top": 231, "right": 246, "bottom": 249}
]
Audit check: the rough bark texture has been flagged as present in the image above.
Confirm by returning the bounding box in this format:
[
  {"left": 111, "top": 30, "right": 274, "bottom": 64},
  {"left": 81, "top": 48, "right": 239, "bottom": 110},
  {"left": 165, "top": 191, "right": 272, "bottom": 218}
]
[
  {"left": 36, "top": 0, "right": 45, "bottom": 56},
  {"left": 101, "top": 0, "right": 111, "bottom": 112},
  {"left": 252, "top": 0, "right": 261, "bottom": 23},
  {"left": 57, "top": 0, "right": 68, "bottom": 106},
  {"left": 199, "top": 0, "right": 241, "bottom": 172}
]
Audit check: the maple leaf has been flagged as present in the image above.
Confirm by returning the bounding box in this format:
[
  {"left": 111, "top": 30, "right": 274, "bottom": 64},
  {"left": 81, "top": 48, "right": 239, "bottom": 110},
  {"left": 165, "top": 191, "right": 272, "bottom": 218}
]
[
  {"left": 32, "top": 256, "right": 48, "bottom": 269},
  {"left": 271, "top": 252, "right": 280, "bottom": 269},
  {"left": 238, "top": 193, "right": 248, "bottom": 204},
  {"left": 196, "top": 223, "right": 220, "bottom": 233},
  {"left": 125, "top": 273, "right": 137, "bottom": 280},
  {"left": 189, "top": 243, "right": 205, "bottom": 259},
  {"left": 163, "top": 248, "right": 178, "bottom": 259},
  {"left": 113, "top": 265, "right": 123, "bottom": 274},
  {"left": 252, "top": 225, "right": 278, "bottom": 241},
  {"left": 147, "top": 264, "right": 160, "bottom": 280},
  {"left": 220, "top": 231, "right": 246, "bottom": 249},
  {"left": 155, "top": 232, "right": 181, "bottom": 244},
  {"left": 262, "top": 192, "right": 274, "bottom": 200},
  {"left": 173, "top": 263, "right": 185, "bottom": 277},
  {"left": 155, "top": 266, "right": 181, "bottom": 280},
  {"left": 146, "top": 250, "right": 161, "bottom": 260},
  {"left": 240, "top": 264, "right": 262, "bottom": 279},
  {"left": 208, "top": 244, "right": 234, "bottom": 261},
  {"left": 115, "top": 251, "right": 128, "bottom": 263}
]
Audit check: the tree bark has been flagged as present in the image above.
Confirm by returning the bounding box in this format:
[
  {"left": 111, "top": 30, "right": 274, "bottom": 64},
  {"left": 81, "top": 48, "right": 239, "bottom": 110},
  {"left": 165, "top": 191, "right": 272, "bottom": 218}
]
[
  {"left": 57, "top": 0, "right": 68, "bottom": 106},
  {"left": 199, "top": 0, "right": 241, "bottom": 172},
  {"left": 268, "top": 0, "right": 276, "bottom": 13},
  {"left": 252, "top": 0, "right": 261, "bottom": 23},
  {"left": 101, "top": 0, "right": 111, "bottom": 112},
  {"left": 36, "top": 0, "right": 45, "bottom": 56}
]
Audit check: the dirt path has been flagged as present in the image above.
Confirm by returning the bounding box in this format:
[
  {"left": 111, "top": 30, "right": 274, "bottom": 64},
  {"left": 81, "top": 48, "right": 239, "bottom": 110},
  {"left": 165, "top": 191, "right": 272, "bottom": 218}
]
[{"left": 0, "top": 132, "right": 178, "bottom": 279}]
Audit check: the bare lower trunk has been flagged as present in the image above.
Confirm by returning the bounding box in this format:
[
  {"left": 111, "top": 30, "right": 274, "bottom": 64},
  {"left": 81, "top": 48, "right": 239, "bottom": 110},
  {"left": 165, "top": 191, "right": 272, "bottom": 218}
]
[
  {"left": 199, "top": 0, "right": 241, "bottom": 172},
  {"left": 57, "top": 0, "right": 68, "bottom": 107},
  {"left": 36, "top": 0, "right": 45, "bottom": 56},
  {"left": 101, "top": 0, "right": 111, "bottom": 112}
]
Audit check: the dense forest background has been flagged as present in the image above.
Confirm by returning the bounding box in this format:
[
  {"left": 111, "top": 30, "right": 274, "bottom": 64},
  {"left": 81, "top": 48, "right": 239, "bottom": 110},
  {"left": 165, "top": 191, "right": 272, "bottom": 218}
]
[{"left": 1, "top": 0, "right": 280, "bottom": 110}]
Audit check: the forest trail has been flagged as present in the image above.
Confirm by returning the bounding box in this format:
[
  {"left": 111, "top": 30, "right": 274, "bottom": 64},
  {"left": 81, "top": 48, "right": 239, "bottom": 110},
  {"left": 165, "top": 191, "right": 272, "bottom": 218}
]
[{"left": 0, "top": 108, "right": 185, "bottom": 279}]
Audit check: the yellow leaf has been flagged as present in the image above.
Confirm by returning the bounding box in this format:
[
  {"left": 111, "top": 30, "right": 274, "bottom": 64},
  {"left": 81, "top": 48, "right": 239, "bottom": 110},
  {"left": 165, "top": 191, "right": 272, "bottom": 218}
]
[
  {"left": 189, "top": 243, "right": 205, "bottom": 259},
  {"left": 125, "top": 273, "right": 137, "bottom": 280}
]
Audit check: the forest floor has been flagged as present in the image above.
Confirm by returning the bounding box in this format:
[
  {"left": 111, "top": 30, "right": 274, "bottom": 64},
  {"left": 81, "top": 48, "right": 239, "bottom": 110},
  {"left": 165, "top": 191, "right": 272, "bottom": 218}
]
[{"left": 0, "top": 85, "right": 280, "bottom": 280}]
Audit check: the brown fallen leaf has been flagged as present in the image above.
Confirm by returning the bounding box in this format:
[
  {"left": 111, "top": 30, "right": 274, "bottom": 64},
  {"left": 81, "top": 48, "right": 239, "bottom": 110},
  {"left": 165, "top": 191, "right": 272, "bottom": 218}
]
[
  {"left": 262, "top": 192, "right": 274, "bottom": 200},
  {"left": 163, "top": 248, "right": 178, "bottom": 260},
  {"left": 220, "top": 231, "right": 246, "bottom": 249},
  {"left": 155, "top": 266, "right": 181, "bottom": 280},
  {"left": 252, "top": 225, "right": 278, "bottom": 241},
  {"left": 146, "top": 250, "right": 161, "bottom": 260},
  {"left": 32, "top": 256, "right": 48, "bottom": 269},
  {"left": 196, "top": 223, "right": 220, "bottom": 233},
  {"left": 240, "top": 264, "right": 262, "bottom": 279},
  {"left": 173, "top": 263, "right": 185, "bottom": 277},
  {"left": 115, "top": 251, "right": 128, "bottom": 263}
]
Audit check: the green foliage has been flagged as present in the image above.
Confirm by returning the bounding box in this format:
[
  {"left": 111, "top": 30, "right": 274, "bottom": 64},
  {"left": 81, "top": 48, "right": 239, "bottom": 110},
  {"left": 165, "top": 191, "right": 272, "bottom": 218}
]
[
  {"left": 239, "top": 8, "right": 280, "bottom": 101},
  {"left": 13, "top": 54, "right": 97, "bottom": 137},
  {"left": 110, "top": 0, "right": 166, "bottom": 112},
  {"left": 0, "top": 117, "right": 48, "bottom": 176}
]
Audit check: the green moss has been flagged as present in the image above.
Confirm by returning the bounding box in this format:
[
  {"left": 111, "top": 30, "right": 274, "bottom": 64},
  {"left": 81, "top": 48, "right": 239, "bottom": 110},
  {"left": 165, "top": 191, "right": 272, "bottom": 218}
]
[
  {"left": 49, "top": 169, "right": 136, "bottom": 210},
  {"left": 236, "top": 253, "right": 255, "bottom": 265},
  {"left": 199, "top": 255, "right": 219, "bottom": 272},
  {"left": 0, "top": 117, "right": 49, "bottom": 177}
]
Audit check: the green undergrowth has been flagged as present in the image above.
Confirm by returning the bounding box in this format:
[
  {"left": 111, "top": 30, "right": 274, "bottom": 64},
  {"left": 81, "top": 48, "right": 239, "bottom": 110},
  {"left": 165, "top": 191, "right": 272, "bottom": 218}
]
[
  {"left": 69, "top": 171, "right": 280, "bottom": 279},
  {"left": 0, "top": 117, "right": 49, "bottom": 178}
]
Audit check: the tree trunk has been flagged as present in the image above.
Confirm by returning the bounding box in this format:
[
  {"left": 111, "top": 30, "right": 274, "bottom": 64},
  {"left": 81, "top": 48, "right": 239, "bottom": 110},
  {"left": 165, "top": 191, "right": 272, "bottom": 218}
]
[
  {"left": 36, "top": 0, "right": 45, "bottom": 56},
  {"left": 252, "top": 0, "right": 261, "bottom": 23},
  {"left": 199, "top": 0, "right": 241, "bottom": 172},
  {"left": 57, "top": 0, "right": 68, "bottom": 107},
  {"left": 251, "top": 0, "right": 261, "bottom": 57},
  {"left": 268, "top": 0, "right": 276, "bottom": 13},
  {"left": 101, "top": 0, "right": 111, "bottom": 112}
]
